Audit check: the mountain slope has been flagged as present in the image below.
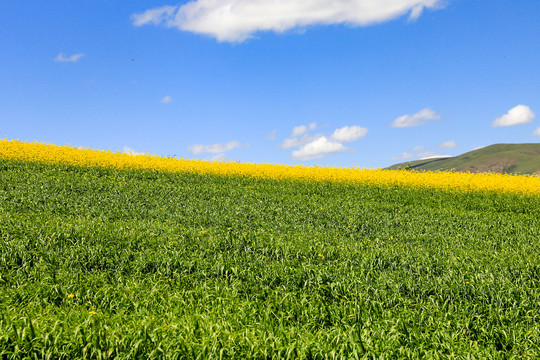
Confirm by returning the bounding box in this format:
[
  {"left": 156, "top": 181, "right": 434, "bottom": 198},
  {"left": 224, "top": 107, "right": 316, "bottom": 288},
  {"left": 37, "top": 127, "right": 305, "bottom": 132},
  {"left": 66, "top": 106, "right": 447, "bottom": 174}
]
[{"left": 387, "top": 143, "right": 540, "bottom": 175}]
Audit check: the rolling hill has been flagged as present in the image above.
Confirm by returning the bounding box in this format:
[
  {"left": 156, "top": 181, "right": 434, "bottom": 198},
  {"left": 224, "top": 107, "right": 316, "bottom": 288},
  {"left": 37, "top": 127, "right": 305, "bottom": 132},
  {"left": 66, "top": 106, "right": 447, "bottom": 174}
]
[{"left": 387, "top": 143, "right": 540, "bottom": 175}]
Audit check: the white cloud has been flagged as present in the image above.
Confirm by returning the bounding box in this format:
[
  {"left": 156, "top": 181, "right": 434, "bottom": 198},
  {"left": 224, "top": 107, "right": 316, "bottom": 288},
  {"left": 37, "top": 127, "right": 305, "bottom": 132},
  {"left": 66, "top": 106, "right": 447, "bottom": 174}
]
[
  {"left": 281, "top": 122, "right": 319, "bottom": 148},
  {"left": 290, "top": 122, "right": 317, "bottom": 137},
  {"left": 188, "top": 141, "right": 244, "bottom": 155},
  {"left": 291, "top": 125, "right": 308, "bottom": 137},
  {"left": 291, "top": 136, "right": 347, "bottom": 160},
  {"left": 391, "top": 148, "right": 451, "bottom": 161},
  {"left": 437, "top": 140, "right": 457, "bottom": 148},
  {"left": 55, "top": 53, "right": 85, "bottom": 63},
  {"left": 390, "top": 108, "right": 440, "bottom": 128},
  {"left": 492, "top": 105, "right": 535, "bottom": 127},
  {"left": 209, "top": 153, "right": 226, "bottom": 161},
  {"left": 282, "top": 122, "right": 368, "bottom": 160},
  {"left": 533, "top": 127, "right": 540, "bottom": 137},
  {"left": 123, "top": 146, "right": 146, "bottom": 156},
  {"left": 330, "top": 125, "right": 368, "bottom": 143},
  {"left": 131, "top": 6, "right": 178, "bottom": 26},
  {"left": 280, "top": 135, "right": 318, "bottom": 149},
  {"left": 408, "top": 4, "right": 425, "bottom": 21},
  {"left": 160, "top": 95, "right": 172, "bottom": 103},
  {"left": 391, "top": 152, "right": 416, "bottom": 161},
  {"left": 420, "top": 154, "right": 451, "bottom": 160},
  {"left": 131, "top": 0, "right": 443, "bottom": 43}
]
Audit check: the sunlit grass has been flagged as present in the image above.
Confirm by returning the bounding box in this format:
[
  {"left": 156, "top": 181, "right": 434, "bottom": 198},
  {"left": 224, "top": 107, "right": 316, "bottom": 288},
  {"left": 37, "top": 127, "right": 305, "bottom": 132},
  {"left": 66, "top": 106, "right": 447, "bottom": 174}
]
[
  {"left": 1, "top": 139, "right": 539, "bottom": 195},
  {"left": 1, "top": 142, "right": 539, "bottom": 358}
]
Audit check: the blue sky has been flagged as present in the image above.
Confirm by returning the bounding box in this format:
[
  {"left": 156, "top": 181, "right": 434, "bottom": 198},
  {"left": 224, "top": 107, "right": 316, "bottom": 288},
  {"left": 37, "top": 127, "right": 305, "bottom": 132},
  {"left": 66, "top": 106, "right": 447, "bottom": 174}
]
[{"left": 1, "top": 0, "right": 539, "bottom": 168}]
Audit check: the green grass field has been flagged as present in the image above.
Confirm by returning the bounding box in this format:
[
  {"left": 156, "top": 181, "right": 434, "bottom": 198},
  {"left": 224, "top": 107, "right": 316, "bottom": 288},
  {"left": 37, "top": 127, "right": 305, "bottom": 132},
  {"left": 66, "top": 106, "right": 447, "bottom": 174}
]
[
  {"left": 387, "top": 143, "right": 540, "bottom": 175},
  {"left": 1, "top": 159, "right": 540, "bottom": 359}
]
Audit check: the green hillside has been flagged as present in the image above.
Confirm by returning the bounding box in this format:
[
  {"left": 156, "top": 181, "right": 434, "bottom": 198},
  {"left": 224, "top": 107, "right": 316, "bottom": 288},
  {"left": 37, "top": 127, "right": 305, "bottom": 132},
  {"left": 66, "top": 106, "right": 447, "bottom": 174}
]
[
  {"left": 1, "top": 159, "right": 540, "bottom": 358},
  {"left": 387, "top": 143, "right": 540, "bottom": 175}
]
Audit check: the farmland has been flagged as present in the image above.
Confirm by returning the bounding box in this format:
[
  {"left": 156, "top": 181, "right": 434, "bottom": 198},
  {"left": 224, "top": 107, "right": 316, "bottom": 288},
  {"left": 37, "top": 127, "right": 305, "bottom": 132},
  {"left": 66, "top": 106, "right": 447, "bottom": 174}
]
[
  {"left": 1, "top": 142, "right": 540, "bottom": 358},
  {"left": 387, "top": 143, "right": 540, "bottom": 175}
]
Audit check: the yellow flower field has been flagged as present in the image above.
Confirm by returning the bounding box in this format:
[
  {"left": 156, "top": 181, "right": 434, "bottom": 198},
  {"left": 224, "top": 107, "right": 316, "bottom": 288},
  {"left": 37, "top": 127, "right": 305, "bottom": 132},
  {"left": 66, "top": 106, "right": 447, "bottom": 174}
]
[{"left": 1, "top": 139, "right": 539, "bottom": 195}]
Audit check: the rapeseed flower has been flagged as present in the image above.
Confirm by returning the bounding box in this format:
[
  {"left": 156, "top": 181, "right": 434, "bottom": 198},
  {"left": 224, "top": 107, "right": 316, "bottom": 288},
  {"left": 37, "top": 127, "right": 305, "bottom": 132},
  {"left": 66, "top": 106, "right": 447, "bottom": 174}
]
[{"left": 1, "top": 139, "right": 539, "bottom": 195}]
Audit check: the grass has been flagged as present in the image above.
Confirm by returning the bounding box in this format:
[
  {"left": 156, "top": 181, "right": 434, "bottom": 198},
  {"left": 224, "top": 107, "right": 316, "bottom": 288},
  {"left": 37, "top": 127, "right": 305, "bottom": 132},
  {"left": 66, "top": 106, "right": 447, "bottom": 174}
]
[
  {"left": 1, "top": 158, "right": 540, "bottom": 359},
  {"left": 387, "top": 143, "right": 540, "bottom": 175}
]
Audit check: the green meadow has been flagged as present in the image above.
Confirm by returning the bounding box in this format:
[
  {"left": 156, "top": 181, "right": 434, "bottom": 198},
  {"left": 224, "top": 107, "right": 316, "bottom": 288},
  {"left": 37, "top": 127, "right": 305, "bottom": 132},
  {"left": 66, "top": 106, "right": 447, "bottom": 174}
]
[{"left": 1, "top": 159, "right": 539, "bottom": 359}]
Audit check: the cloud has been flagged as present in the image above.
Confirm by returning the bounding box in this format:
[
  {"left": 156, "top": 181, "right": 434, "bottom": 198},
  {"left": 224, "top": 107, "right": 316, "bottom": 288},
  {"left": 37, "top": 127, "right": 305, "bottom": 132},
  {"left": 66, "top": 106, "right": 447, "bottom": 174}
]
[
  {"left": 534, "top": 127, "right": 540, "bottom": 137},
  {"left": 391, "top": 145, "right": 451, "bottom": 161},
  {"left": 131, "top": 5, "right": 178, "bottom": 26},
  {"left": 280, "top": 135, "right": 319, "bottom": 149},
  {"left": 290, "top": 122, "right": 316, "bottom": 137},
  {"left": 492, "top": 105, "right": 535, "bottom": 127},
  {"left": 330, "top": 125, "right": 368, "bottom": 143},
  {"left": 188, "top": 141, "right": 241, "bottom": 155},
  {"left": 209, "top": 153, "right": 226, "bottom": 161},
  {"left": 131, "top": 0, "right": 443, "bottom": 42},
  {"left": 160, "top": 95, "right": 172, "bottom": 103},
  {"left": 281, "top": 123, "right": 368, "bottom": 160},
  {"left": 408, "top": 4, "right": 425, "bottom": 21},
  {"left": 281, "top": 122, "right": 319, "bottom": 148},
  {"left": 291, "top": 125, "right": 308, "bottom": 137},
  {"left": 391, "top": 152, "right": 416, "bottom": 161},
  {"left": 437, "top": 140, "right": 457, "bottom": 148},
  {"left": 390, "top": 108, "right": 440, "bottom": 128},
  {"left": 265, "top": 129, "right": 277, "bottom": 140},
  {"left": 123, "top": 146, "right": 146, "bottom": 156},
  {"left": 420, "top": 154, "right": 451, "bottom": 160},
  {"left": 55, "top": 53, "right": 85, "bottom": 63},
  {"left": 291, "top": 136, "right": 347, "bottom": 160}
]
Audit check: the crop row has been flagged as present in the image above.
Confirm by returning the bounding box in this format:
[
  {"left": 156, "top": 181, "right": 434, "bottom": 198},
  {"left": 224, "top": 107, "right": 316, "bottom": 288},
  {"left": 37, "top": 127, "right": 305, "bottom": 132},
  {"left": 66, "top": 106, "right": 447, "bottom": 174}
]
[{"left": 1, "top": 139, "right": 539, "bottom": 195}]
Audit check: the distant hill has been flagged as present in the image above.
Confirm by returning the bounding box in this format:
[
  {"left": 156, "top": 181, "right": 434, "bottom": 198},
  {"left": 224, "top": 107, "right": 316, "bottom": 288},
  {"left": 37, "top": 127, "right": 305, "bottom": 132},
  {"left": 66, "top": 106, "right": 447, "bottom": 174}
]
[{"left": 387, "top": 143, "right": 540, "bottom": 175}]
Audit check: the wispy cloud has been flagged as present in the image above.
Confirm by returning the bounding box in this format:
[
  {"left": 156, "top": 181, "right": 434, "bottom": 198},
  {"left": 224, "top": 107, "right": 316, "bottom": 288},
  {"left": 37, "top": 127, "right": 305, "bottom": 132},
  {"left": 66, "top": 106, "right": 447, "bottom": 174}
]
[
  {"left": 437, "top": 140, "right": 457, "bottom": 148},
  {"left": 390, "top": 108, "right": 440, "bottom": 128},
  {"left": 209, "top": 153, "right": 226, "bottom": 162},
  {"left": 54, "top": 53, "right": 85, "bottom": 63},
  {"left": 188, "top": 141, "right": 243, "bottom": 155},
  {"left": 160, "top": 95, "right": 172, "bottom": 103},
  {"left": 131, "top": 0, "right": 444, "bottom": 43},
  {"left": 265, "top": 129, "right": 277, "bottom": 140},
  {"left": 391, "top": 144, "right": 451, "bottom": 162},
  {"left": 533, "top": 127, "right": 540, "bottom": 137},
  {"left": 131, "top": 6, "right": 178, "bottom": 26},
  {"left": 391, "top": 151, "right": 450, "bottom": 161},
  {"left": 188, "top": 140, "right": 247, "bottom": 161},
  {"left": 123, "top": 146, "right": 146, "bottom": 156},
  {"left": 492, "top": 105, "right": 535, "bottom": 127}
]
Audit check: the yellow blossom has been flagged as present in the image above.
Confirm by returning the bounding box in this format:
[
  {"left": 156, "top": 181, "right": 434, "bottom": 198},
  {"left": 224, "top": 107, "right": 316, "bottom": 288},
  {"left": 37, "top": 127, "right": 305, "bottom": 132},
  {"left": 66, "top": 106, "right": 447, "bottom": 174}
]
[{"left": 1, "top": 139, "right": 539, "bottom": 195}]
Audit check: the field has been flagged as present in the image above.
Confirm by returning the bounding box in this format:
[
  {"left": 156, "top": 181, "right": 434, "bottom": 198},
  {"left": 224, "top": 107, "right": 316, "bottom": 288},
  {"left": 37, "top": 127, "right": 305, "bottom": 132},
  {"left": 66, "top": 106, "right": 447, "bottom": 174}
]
[
  {"left": 1, "top": 142, "right": 540, "bottom": 359},
  {"left": 387, "top": 143, "right": 540, "bottom": 175}
]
